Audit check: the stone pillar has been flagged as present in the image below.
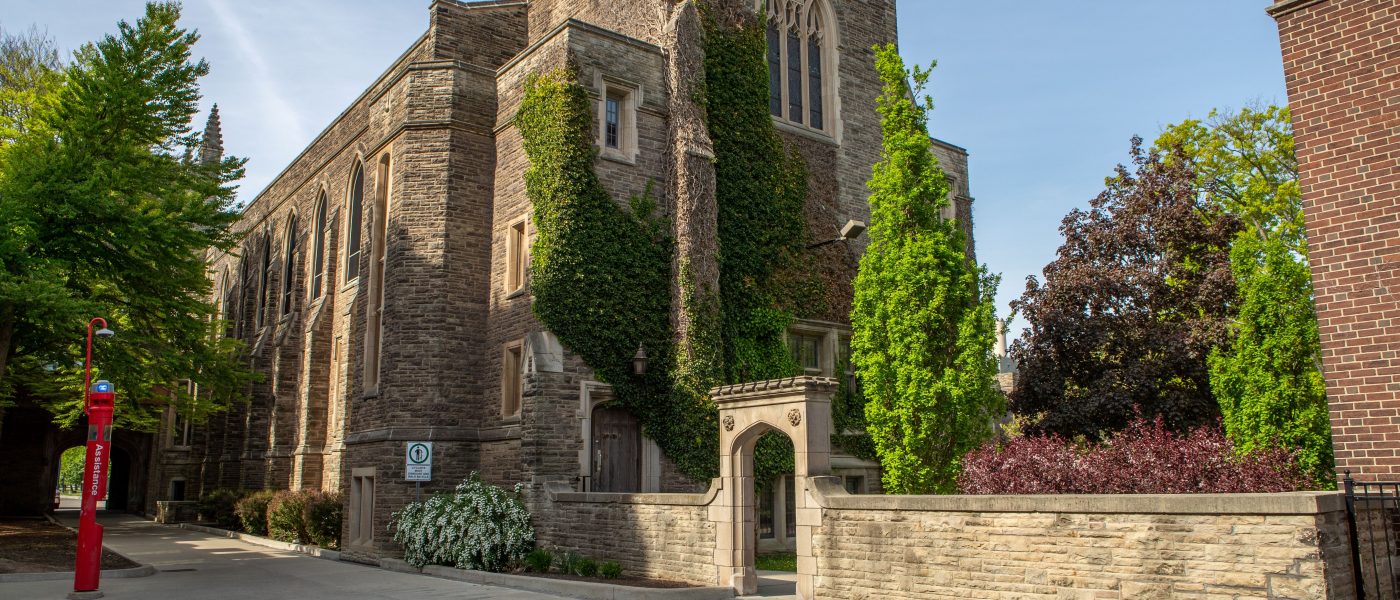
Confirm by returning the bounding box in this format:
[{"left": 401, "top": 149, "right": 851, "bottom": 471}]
[
  {"left": 663, "top": 1, "right": 722, "bottom": 387},
  {"left": 712, "top": 376, "right": 836, "bottom": 599}
]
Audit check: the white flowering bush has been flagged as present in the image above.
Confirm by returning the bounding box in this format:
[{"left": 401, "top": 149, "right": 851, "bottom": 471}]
[{"left": 389, "top": 473, "right": 535, "bottom": 571}]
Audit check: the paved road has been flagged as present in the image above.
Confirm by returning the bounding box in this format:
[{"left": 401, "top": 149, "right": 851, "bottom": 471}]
[{"left": 1, "top": 513, "right": 567, "bottom": 600}]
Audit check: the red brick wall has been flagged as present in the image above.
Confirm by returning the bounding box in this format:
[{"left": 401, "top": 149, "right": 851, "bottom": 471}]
[{"left": 1272, "top": 0, "right": 1400, "bottom": 479}]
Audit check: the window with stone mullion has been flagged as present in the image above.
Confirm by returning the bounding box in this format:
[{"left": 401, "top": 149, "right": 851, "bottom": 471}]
[{"left": 786, "top": 26, "right": 802, "bottom": 122}]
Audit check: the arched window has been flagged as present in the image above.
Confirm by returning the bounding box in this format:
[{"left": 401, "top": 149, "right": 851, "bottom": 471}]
[
  {"left": 765, "top": 0, "right": 831, "bottom": 132},
  {"left": 311, "top": 193, "right": 328, "bottom": 300},
  {"left": 221, "top": 267, "right": 234, "bottom": 338},
  {"left": 257, "top": 232, "right": 272, "bottom": 329},
  {"left": 364, "top": 153, "right": 391, "bottom": 391},
  {"left": 280, "top": 213, "right": 297, "bottom": 315},
  {"left": 345, "top": 162, "right": 364, "bottom": 283}
]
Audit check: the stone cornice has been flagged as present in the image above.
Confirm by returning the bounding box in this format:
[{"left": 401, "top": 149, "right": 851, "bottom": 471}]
[
  {"left": 1266, "top": 0, "right": 1327, "bottom": 18},
  {"left": 710, "top": 376, "right": 840, "bottom": 404}
]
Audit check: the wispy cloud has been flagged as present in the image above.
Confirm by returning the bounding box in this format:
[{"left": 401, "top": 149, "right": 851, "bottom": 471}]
[{"left": 205, "top": 0, "right": 306, "bottom": 145}]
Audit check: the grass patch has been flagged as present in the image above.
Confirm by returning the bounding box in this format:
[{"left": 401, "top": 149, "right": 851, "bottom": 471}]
[{"left": 755, "top": 552, "right": 796, "bottom": 572}]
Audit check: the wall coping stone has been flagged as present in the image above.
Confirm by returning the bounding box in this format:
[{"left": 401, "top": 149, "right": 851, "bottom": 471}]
[
  {"left": 497, "top": 17, "right": 662, "bottom": 79},
  {"left": 547, "top": 478, "right": 722, "bottom": 506},
  {"left": 807, "top": 476, "right": 1346, "bottom": 515},
  {"left": 710, "top": 376, "right": 839, "bottom": 404},
  {"left": 1266, "top": 0, "right": 1327, "bottom": 17}
]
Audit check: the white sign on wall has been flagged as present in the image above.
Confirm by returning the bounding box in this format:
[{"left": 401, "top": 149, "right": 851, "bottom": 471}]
[{"left": 405, "top": 441, "right": 432, "bottom": 482}]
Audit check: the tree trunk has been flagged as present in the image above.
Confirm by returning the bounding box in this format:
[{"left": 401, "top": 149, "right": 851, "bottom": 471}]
[{"left": 0, "top": 302, "right": 14, "bottom": 389}]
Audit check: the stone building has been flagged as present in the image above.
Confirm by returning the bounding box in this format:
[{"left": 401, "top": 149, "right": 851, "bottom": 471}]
[
  {"left": 1269, "top": 0, "right": 1400, "bottom": 481},
  {"left": 152, "top": 0, "right": 978, "bottom": 559}
]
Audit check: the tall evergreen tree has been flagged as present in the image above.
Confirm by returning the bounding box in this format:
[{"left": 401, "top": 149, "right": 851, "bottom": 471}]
[
  {"left": 1158, "top": 107, "right": 1332, "bottom": 485},
  {"left": 0, "top": 1, "right": 250, "bottom": 429},
  {"left": 851, "top": 45, "right": 1002, "bottom": 494}
]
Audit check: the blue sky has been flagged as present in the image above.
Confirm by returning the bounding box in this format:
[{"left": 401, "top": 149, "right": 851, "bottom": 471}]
[{"left": 4, "top": 1, "right": 1287, "bottom": 326}]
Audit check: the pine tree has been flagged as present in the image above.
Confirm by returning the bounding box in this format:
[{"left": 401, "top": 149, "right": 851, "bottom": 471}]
[{"left": 850, "top": 45, "right": 1003, "bottom": 494}]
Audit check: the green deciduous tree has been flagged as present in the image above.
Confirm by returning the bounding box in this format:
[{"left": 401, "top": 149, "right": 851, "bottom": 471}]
[
  {"left": 0, "top": 26, "right": 62, "bottom": 146},
  {"left": 1159, "top": 107, "right": 1332, "bottom": 485},
  {"left": 0, "top": 1, "right": 251, "bottom": 429},
  {"left": 850, "top": 45, "right": 1003, "bottom": 494}
]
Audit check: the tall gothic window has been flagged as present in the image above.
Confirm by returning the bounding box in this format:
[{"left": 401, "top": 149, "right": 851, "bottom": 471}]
[
  {"left": 257, "top": 232, "right": 272, "bottom": 329},
  {"left": 345, "top": 162, "right": 364, "bottom": 283},
  {"left": 765, "top": 0, "right": 831, "bottom": 132},
  {"left": 364, "top": 154, "right": 390, "bottom": 392},
  {"left": 281, "top": 214, "right": 298, "bottom": 315},
  {"left": 311, "top": 193, "right": 328, "bottom": 300}
]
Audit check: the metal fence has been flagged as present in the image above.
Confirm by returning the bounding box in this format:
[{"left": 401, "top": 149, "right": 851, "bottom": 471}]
[{"left": 1345, "top": 471, "right": 1400, "bottom": 599}]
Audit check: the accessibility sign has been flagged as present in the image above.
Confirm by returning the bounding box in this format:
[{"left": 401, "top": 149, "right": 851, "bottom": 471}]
[{"left": 405, "top": 441, "right": 432, "bottom": 482}]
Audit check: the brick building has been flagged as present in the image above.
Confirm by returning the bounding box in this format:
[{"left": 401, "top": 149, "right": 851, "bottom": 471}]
[
  {"left": 1270, "top": 0, "right": 1400, "bottom": 480},
  {"left": 149, "top": 0, "right": 978, "bottom": 558}
]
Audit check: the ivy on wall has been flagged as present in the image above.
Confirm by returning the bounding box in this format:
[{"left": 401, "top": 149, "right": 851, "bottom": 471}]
[
  {"left": 520, "top": 1, "right": 875, "bottom": 485},
  {"left": 518, "top": 69, "right": 718, "bottom": 480},
  {"left": 700, "top": 3, "right": 810, "bottom": 487}
]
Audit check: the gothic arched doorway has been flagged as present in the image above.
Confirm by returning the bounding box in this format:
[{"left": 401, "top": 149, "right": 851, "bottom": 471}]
[{"left": 712, "top": 376, "right": 837, "bottom": 599}]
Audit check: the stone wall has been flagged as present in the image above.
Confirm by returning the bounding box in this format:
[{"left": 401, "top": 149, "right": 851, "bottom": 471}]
[
  {"left": 1270, "top": 0, "right": 1400, "bottom": 479},
  {"left": 806, "top": 478, "right": 1354, "bottom": 599},
  {"left": 535, "top": 481, "right": 720, "bottom": 586}
]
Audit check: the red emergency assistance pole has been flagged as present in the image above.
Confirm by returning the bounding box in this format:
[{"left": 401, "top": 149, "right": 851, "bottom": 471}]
[{"left": 73, "top": 317, "right": 114, "bottom": 599}]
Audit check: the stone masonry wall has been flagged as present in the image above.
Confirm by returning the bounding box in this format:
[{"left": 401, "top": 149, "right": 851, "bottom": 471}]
[
  {"left": 806, "top": 479, "right": 1355, "bottom": 599},
  {"left": 1270, "top": 0, "right": 1400, "bottom": 480},
  {"left": 536, "top": 483, "right": 720, "bottom": 586}
]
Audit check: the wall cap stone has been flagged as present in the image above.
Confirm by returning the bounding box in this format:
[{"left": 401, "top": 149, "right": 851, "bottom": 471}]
[
  {"left": 1266, "top": 0, "right": 1326, "bottom": 18},
  {"left": 807, "top": 476, "right": 1346, "bottom": 515},
  {"left": 548, "top": 478, "right": 722, "bottom": 506},
  {"left": 710, "top": 376, "right": 839, "bottom": 404}
]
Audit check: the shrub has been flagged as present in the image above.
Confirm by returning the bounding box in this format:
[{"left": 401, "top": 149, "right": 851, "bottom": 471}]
[
  {"left": 267, "top": 490, "right": 311, "bottom": 543},
  {"left": 958, "top": 416, "right": 1314, "bottom": 494},
  {"left": 234, "top": 490, "right": 277, "bottom": 536},
  {"left": 303, "top": 491, "right": 342, "bottom": 549},
  {"left": 600, "top": 561, "right": 622, "bottom": 579},
  {"left": 524, "top": 549, "right": 553, "bottom": 573},
  {"left": 198, "top": 488, "right": 245, "bottom": 530},
  {"left": 390, "top": 473, "right": 534, "bottom": 571},
  {"left": 556, "top": 551, "right": 582, "bottom": 575},
  {"left": 574, "top": 557, "right": 598, "bottom": 578}
]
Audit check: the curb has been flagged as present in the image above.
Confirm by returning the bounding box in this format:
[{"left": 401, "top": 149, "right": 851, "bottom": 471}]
[
  {"left": 420, "top": 565, "right": 734, "bottom": 600},
  {"left": 176, "top": 523, "right": 341, "bottom": 561},
  {"left": 0, "top": 564, "right": 158, "bottom": 583},
  {"left": 0, "top": 515, "right": 161, "bottom": 583}
]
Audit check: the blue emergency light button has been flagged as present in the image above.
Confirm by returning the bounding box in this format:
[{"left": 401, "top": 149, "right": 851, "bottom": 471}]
[{"left": 93, "top": 381, "right": 111, "bottom": 393}]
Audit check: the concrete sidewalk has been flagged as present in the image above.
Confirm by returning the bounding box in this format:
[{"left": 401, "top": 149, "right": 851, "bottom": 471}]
[{"left": 0, "top": 512, "right": 567, "bottom": 600}]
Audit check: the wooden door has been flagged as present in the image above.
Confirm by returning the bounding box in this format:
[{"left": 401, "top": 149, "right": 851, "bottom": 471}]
[{"left": 592, "top": 406, "right": 641, "bottom": 493}]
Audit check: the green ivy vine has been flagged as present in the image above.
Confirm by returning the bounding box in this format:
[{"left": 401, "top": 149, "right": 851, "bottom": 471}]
[
  {"left": 519, "top": 2, "right": 874, "bottom": 486},
  {"left": 700, "top": 4, "right": 810, "bottom": 488},
  {"left": 518, "top": 69, "right": 718, "bottom": 480}
]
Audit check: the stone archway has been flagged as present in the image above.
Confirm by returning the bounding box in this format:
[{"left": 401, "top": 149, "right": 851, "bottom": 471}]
[{"left": 712, "top": 376, "right": 836, "bottom": 599}]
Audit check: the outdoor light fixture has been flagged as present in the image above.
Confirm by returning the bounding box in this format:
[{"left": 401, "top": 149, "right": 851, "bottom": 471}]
[
  {"left": 807, "top": 219, "right": 867, "bottom": 249},
  {"left": 95, "top": 328, "right": 114, "bottom": 338},
  {"left": 632, "top": 344, "right": 648, "bottom": 376}
]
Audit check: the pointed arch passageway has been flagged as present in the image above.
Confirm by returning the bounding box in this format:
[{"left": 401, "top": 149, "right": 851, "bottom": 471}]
[{"left": 712, "top": 376, "right": 836, "bottom": 599}]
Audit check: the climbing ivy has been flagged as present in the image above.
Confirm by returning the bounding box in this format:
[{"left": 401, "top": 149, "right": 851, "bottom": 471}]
[
  {"left": 700, "top": 3, "right": 810, "bottom": 488},
  {"left": 518, "top": 69, "right": 718, "bottom": 480},
  {"left": 520, "top": 2, "right": 872, "bottom": 486}
]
